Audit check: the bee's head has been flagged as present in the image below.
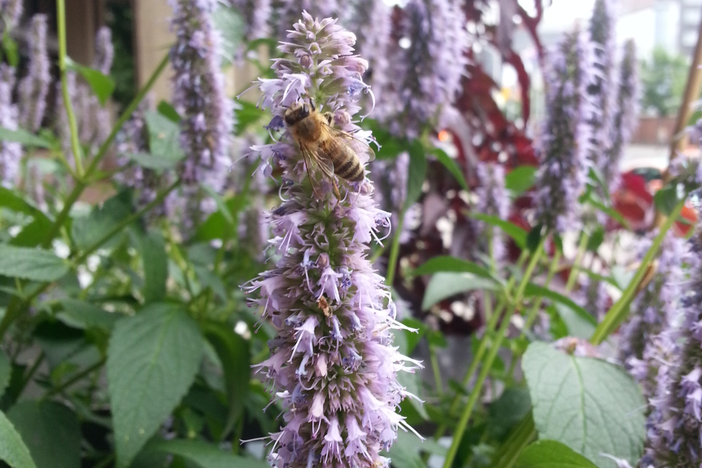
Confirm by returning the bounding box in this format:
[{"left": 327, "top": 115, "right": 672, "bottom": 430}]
[{"left": 284, "top": 101, "right": 311, "bottom": 126}]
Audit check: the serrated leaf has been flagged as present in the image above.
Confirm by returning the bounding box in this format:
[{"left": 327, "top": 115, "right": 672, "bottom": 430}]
[
  {"left": 516, "top": 440, "right": 598, "bottom": 468},
  {"left": 125, "top": 152, "right": 180, "bottom": 170},
  {"left": 140, "top": 231, "right": 167, "bottom": 303},
  {"left": 0, "top": 127, "right": 52, "bottom": 148},
  {"left": 523, "top": 284, "right": 596, "bottom": 326},
  {"left": 506, "top": 166, "right": 537, "bottom": 197},
  {"left": 422, "top": 272, "right": 499, "bottom": 310},
  {"left": 0, "top": 409, "right": 37, "bottom": 468},
  {"left": 67, "top": 60, "right": 115, "bottom": 106},
  {"left": 57, "top": 299, "right": 121, "bottom": 330},
  {"left": 654, "top": 185, "right": 679, "bottom": 216},
  {"left": 107, "top": 304, "right": 204, "bottom": 468},
  {"left": 467, "top": 212, "right": 527, "bottom": 248},
  {"left": 412, "top": 255, "right": 496, "bottom": 280},
  {"left": 157, "top": 100, "right": 181, "bottom": 122},
  {"left": 145, "top": 111, "right": 185, "bottom": 159},
  {"left": 405, "top": 141, "right": 427, "bottom": 211},
  {"left": 202, "top": 323, "right": 250, "bottom": 438},
  {"left": 526, "top": 225, "right": 542, "bottom": 252},
  {"left": 149, "top": 439, "right": 268, "bottom": 468},
  {"left": 523, "top": 342, "right": 645, "bottom": 468},
  {"left": 0, "top": 350, "right": 9, "bottom": 399},
  {"left": 432, "top": 147, "right": 468, "bottom": 191},
  {"left": 71, "top": 191, "right": 132, "bottom": 250},
  {"left": 6, "top": 401, "right": 80, "bottom": 468},
  {"left": 0, "top": 245, "right": 68, "bottom": 282}
]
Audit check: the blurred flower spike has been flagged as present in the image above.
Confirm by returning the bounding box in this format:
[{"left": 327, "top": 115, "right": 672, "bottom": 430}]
[{"left": 242, "top": 12, "right": 423, "bottom": 468}]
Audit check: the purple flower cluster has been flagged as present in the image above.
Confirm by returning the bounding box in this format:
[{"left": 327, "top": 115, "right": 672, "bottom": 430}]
[
  {"left": 381, "top": 0, "right": 468, "bottom": 139},
  {"left": 275, "top": 1, "right": 339, "bottom": 41},
  {"left": 474, "top": 162, "right": 509, "bottom": 262},
  {"left": 586, "top": 0, "right": 616, "bottom": 177},
  {"left": 94, "top": 26, "right": 114, "bottom": 76},
  {"left": 170, "top": 0, "right": 233, "bottom": 192},
  {"left": 642, "top": 225, "right": 702, "bottom": 466},
  {"left": 243, "top": 13, "right": 421, "bottom": 467},
  {"left": 18, "top": 14, "right": 50, "bottom": 133},
  {"left": 0, "top": 64, "right": 21, "bottom": 187},
  {"left": 533, "top": 29, "right": 591, "bottom": 233},
  {"left": 577, "top": 277, "right": 609, "bottom": 322},
  {"left": 230, "top": 0, "right": 271, "bottom": 41},
  {"left": 603, "top": 39, "right": 639, "bottom": 188},
  {"left": 1, "top": 0, "right": 22, "bottom": 30}
]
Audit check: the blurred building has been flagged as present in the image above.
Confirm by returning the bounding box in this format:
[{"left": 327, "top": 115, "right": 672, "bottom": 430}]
[{"left": 618, "top": 0, "right": 702, "bottom": 58}]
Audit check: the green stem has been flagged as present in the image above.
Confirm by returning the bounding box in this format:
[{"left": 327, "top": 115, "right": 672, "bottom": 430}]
[
  {"left": 565, "top": 232, "right": 589, "bottom": 293},
  {"left": 56, "top": 0, "right": 83, "bottom": 176},
  {"left": 491, "top": 413, "right": 536, "bottom": 468},
  {"left": 430, "top": 344, "right": 443, "bottom": 395},
  {"left": 442, "top": 239, "right": 545, "bottom": 468},
  {"left": 44, "top": 357, "right": 106, "bottom": 398},
  {"left": 590, "top": 200, "right": 686, "bottom": 344},
  {"left": 384, "top": 214, "right": 404, "bottom": 286},
  {"left": 523, "top": 248, "right": 561, "bottom": 332},
  {"left": 16, "top": 352, "right": 45, "bottom": 398}
]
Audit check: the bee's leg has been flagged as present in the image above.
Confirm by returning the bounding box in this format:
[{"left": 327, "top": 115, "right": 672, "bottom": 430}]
[
  {"left": 323, "top": 112, "right": 334, "bottom": 126},
  {"left": 332, "top": 179, "right": 341, "bottom": 200}
]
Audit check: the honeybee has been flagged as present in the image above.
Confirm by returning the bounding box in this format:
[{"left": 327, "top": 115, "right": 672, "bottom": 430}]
[{"left": 283, "top": 100, "right": 374, "bottom": 197}]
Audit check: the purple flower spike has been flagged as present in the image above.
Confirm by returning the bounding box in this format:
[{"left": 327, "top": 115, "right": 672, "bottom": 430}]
[
  {"left": 19, "top": 14, "right": 50, "bottom": 133},
  {"left": 577, "top": 277, "right": 608, "bottom": 321},
  {"left": 0, "top": 64, "right": 21, "bottom": 187},
  {"left": 603, "top": 39, "right": 639, "bottom": 188},
  {"left": 643, "top": 220, "right": 702, "bottom": 466},
  {"left": 94, "top": 26, "right": 114, "bottom": 76},
  {"left": 474, "top": 162, "right": 509, "bottom": 262},
  {"left": 533, "top": 29, "right": 591, "bottom": 233},
  {"left": 229, "top": 0, "right": 271, "bottom": 41},
  {"left": 243, "top": 13, "right": 423, "bottom": 467},
  {"left": 170, "top": 0, "right": 233, "bottom": 192},
  {"left": 382, "top": 0, "right": 468, "bottom": 139},
  {"left": 1, "top": 0, "right": 22, "bottom": 30}
]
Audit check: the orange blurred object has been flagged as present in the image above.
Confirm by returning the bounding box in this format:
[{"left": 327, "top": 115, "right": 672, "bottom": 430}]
[{"left": 437, "top": 130, "right": 451, "bottom": 142}]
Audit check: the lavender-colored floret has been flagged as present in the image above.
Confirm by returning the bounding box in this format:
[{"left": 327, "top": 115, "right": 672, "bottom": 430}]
[
  {"left": 18, "top": 14, "right": 50, "bottom": 132},
  {"left": 0, "top": 64, "right": 21, "bottom": 187}
]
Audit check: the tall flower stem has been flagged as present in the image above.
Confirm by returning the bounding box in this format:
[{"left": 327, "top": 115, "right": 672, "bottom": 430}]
[
  {"left": 523, "top": 247, "right": 561, "bottom": 332},
  {"left": 41, "top": 53, "right": 170, "bottom": 249},
  {"left": 590, "top": 200, "right": 686, "bottom": 344},
  {"left": 385, "top": 212, "right": 404, "bottom": 286},
  {"left": 56, "top": 0, "right": 83, "bottom": 176},
  {"left": 433, "top": 250, "right": 529, "bottom": 440},
  {"left": 443, "top": 239, "right": 545, "bottom": 468},
  {"left": 565, "top": 232, "right": 588, "bottom": 292}
]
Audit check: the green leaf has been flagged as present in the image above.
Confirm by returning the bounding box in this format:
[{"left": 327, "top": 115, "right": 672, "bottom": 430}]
[
  {"left": 202, "top": 323, "right": 250, "bottom": 438},
  {"left": 0, "top": 127, "right": 52, "bottom": 148},
  {"left": 516, "top": 440, "right": 598, "bottom": 468},
  {"left": 140, "top": 231, "right": 168, "bottom": 303},
  {"left": 67, "top": 59, "right": 115, "bottom": 106},
  {"left": 107, "top": 304, "right": 204, "bottom": 468},
  {"left": 654, "top": 184, "right": 679, "bottom": 216},
  {"left": 422, "top": 272, "right": 499, "bottom": 310},
  {"left": 6, "top": 401, "right": 80, "bottom": 468},
  {"left": 526, "top": 225, "right": 542, "bottom": 252},
  {"left": 488, "top": 387, "right": 532, "bottom": 440},
  {"left": 506, "top": 166, "right": 537, "bottom": 197},
  {"left": 0, "top": 245, "right": 68, "bottom": 282},
  {"left": 523, "top": 284, "right": 596, "bottom": 326},
  {"left": 157, "top": 100, "right": 181, "bottom": 123},
  {"left": 71, "top": 190, "right": 132, "bottom": 250},
  {"left": 405, "top": 141, "right": 427, "bottom": 211},
  {"left": 586, "top": 227, "right": 605, "bottom": 252},
  {"left": 57, "top": 299, "right": 121, "bottom": 331},
  {"left": 125, "top": 152, "right": 181, "bottom": 170},
  {"left": 2, "top": 32, "right": 19, "bottom": 67},
  {"left": 149, "top": 439, "right": 268, "bottom": 468},
  {"left": 0, "top": 409, "right": 37, "bottom": 468},
  {"left": 467, "top": 212, "right": 527, "bottom": 248},
  {"left": 201, "top": 185, "right": 235, "bottom": 226},
  {"left": 431, "top": 147, "right": 468, "bottom": 191},
  {"left": 388, "top": 431, "right": 445, "bottom": 468},
  {"left": 145, "top": 111, "right": 185, "bottom": 159},
  {"left": 412, "top": 255, "right": 496, "bottom": 280},
  {"left": 0, "top": 187, "right": 51, "bottom": 222},
  {"left": 0, "top": 349, "right": 10, "bottom": 400},
  {"left": 555, "top": 303, "right": 596, "bottom": 340},
  {"left": 523, "top": 342, "right": 645, "bottom": 468},
  {"left": 582, "top": 192, "right": 630, "bottom": 229},
  {"left": 212, "top": 5, "right": 245, "bottom": 64},
  {"left": 587, "top": 167, "right": 611, "bottom": 203},
  {"left": 235, "top": 100, "right": 265, "bottom": 134}
]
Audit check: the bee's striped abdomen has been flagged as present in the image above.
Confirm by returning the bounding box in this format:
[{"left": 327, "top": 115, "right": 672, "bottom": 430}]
[{"left": 334, "top": 152, "right": 364, "bottom": 182}]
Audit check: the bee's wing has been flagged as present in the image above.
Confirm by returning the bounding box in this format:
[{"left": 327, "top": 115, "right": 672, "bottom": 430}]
[
  {"left": 299, "top": 141, "right": 335, "bottom": 197},
  {"left": 322, "top": 122, "right": 376, "bottom": 162}
]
